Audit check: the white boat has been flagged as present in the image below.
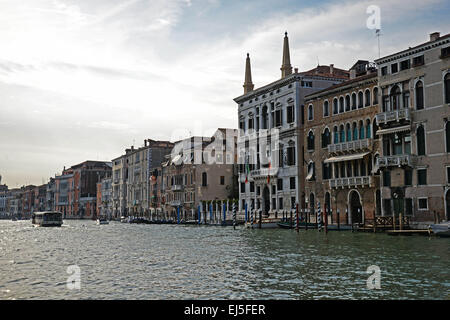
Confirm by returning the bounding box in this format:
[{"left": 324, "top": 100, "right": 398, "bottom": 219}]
[
  {"left": 96, "top": 217, "right": 109, "bottom": 225},
  {"left": 430, "top": 221, "right": 450, "bottom": 237},
  {"left": 32, "top": 211, "right": 63, "bottom": 227},
  {"left": 245, "top": 218, "right": 281, "bottom": 229}
]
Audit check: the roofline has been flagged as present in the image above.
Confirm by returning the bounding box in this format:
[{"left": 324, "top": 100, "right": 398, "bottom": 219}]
[{"left": 375, "top": 32, "right": 450, "bottom": 64}]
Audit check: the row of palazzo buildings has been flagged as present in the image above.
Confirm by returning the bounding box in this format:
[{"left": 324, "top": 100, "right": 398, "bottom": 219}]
[{"left": 235, "top": 31, "right": 450, "bottom": 226}]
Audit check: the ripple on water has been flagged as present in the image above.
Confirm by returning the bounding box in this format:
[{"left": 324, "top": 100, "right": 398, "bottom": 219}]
[{"left": 0, "top": 220, "right": 448, "bottom": 299}]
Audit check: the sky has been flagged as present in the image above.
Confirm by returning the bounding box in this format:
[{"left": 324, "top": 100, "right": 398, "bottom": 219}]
[{"left": 0, "top": 0, "right": 449, "bottom": 187}]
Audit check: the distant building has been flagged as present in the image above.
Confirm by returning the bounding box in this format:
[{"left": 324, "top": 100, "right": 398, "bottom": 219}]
[
  {"left": 154, "top": 128, "right": 238, "bottom": 221},
  {"left": 111, "top": 139, "right": 174, "bottom": 218},
  {"left": 55, "top": 161, "right": 112, "bottom": 219},
  {"left": 97, "top": 177, "right": 112, "bottom": 218}
]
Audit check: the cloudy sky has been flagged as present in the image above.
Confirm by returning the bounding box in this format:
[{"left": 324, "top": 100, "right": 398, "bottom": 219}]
[{"left": 0, "top": 0, "right": 449, "bottom": 187}]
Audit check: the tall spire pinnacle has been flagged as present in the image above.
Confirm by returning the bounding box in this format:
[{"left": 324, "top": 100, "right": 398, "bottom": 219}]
[
  {"left": 243, "top": 53, "right": 254, "bottom": 94},
  {"left": 281, "top": 31, "right": 293, "bottom": 78}
]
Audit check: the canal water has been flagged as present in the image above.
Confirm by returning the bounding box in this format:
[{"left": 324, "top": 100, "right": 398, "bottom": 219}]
[{"left": 0, "top": 220, "right": 448, "bottom": 299}]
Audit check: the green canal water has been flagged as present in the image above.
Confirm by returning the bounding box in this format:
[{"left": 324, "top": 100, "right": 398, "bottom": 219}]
[{"left": 0, "top": 220, "right": 448, "bottom": 299}]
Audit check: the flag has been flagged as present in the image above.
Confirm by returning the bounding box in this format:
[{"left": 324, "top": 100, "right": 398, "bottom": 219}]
[{"left": 267, "top": 161, "right": 271, "bottom": 184}]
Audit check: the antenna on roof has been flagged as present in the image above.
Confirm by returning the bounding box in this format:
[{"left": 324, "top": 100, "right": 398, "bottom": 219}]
[
  {"left": 375, "top": 28, "right": 382, "bottom": 59},
  {"left": 316, "top": 56, "right": 320, "bottom": 66}
]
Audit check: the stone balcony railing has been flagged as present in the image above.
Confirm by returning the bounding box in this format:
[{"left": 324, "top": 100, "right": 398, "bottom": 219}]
[
  {"left": 171, "top": 184, "right": 183, "bottom": 191},
  {"left": 376, "top": 108, "right": 411, "bottom": 125},
  {"left": 329, "top": 176, "right": 372, "bottom": 189},
  {"left": 328, "top": 138, "right": 371, "bottom": 154},
  {"left": 250, "top": 167, "right": 279, "bottom": 180},
  {"left": 168, "top": 200, "right": 182, "bottom": 207},
  {"left": 376, "top": 154, "right": 414, "bottom": 168}
]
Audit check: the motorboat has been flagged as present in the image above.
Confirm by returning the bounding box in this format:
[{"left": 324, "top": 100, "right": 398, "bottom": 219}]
[
  {"left": 96, "top": 217, "right": 109, "bottom": 225},
  {"left": 31, "top": 211, "right": 63, "bottom": 227},
  {"left": 430, "top": 221, "right": 450, "bottom": 237}
]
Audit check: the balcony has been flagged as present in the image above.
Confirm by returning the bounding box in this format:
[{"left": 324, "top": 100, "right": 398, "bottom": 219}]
[
  {"left": 329, "top": 176, "right": 371, "bottom": 189},
  {"left": 328, "top": 139, "right": 371, "bottom": 154},
  {"left": 249, "top": 167, "right": 279, "bottom": 181},
  {"left": 171, "top": 185, "right": 183, "bottom": 191},
  {"left": 376, "top": 154, "right": 415, "bottom": 168},
  {"left": 168, "top": 200, "right": 182, "bottom": 207},
  {"left": 376, "top": 108, "right": 411, "bottom": 125}
]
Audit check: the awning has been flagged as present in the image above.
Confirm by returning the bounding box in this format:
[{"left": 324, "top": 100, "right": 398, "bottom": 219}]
[
  {"left": 375, "top": 125, "right": 411, "bottom": 135},
  {"left": 324, "top": 152, "right": 370, "bottom": 163}
]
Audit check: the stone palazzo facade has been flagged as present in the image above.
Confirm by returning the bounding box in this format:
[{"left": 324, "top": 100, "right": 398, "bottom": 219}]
[
  {"left": 375, "top": 32, "right": 450, "bottom": 223},
  {"left": 303, "top": 64, "right": 380, "bottom": 225},
  {"left": 235, "top": 32, "right": 349, "bottom": 217}
]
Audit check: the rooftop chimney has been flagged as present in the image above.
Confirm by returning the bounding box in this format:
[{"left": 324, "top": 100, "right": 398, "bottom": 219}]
[
  {"left": 430, "top": 32, "right": 440, "bottom": 42},
  {"left": 294, "top": 67, "right": 298, "bottom": 73},
  {"left": 330, "top": 64, "right": 334, "bottom": 75}
]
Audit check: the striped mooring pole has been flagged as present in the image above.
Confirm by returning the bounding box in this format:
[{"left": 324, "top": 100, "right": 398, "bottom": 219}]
[
  {"left": 317, "top": 201, "right": 322, "bottom": 231},
  {"left": 232, "top": 202, "right": 236, "bottom": 230}
]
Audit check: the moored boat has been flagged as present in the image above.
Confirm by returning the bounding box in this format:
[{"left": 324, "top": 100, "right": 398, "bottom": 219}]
[
  {"left": 430, "top": 221, "right": 450, "bottom": 237},
  {"left": 277, "top": 221, "right": 318, "bottom": 229},
  {"left": 245, "top": 218, "right": 281, "bottom": 229},
  {"left": 96, "top": 217, "right": 109, "bottom": 225},
  {"left": 31, "top": 211, "right": 63, "bottom": 227}
]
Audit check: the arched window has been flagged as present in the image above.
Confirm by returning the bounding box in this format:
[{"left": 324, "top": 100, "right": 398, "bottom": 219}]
[
  {"left": 373, "top": 87, "right": 379, "bottom": 104},
  {"left": 358, "top": 91, "right": 363, "bottom": 108},
  {"left": 365, "top": 89, "right": 371, "bottom": 107},
  {"left": 415, "top": 81, "right": 424, "bottom": 110},
  {"left": 333, "top": 126, "right": 338, "bottom": 144},
  {"left": 352, "top": 122, "right": 358, "bottom": 140},
  {"left": 390, "top": 85, "right": 401, "bottom": 110},
  {"left": 333, "top": 98, "right": 338, "bottom": 115},
  {"left": 444, "top": 73, "right": 450, "bottom": 104},
  {"left": 446, "top": 121, "right": 450, "bottom": 153},
  {"left": 417, "top": 125, "right": 426, "bottom": 155},
  {"left": 345, "top": 95, "right": 350, "bottom": 111},
  {"left": 322, "top": 128, "right": 331, "bottom": 148},
  {"left": 307, "top": 131, "right": 315, "bottom": 150},
  {"left": 372, "top": 119, "right": 378, "bottom": 139},
  {"left": 359, "top": 120, "right": 365, "bottom": 139},
  {"left": 346, "top": 123, "right": 351, "bottom": 141},
  {"left": 366, "top": 119, "right": 371, "bottom": 139},
  {"left": 308, "top": 104, "right": 314, "bottom": 120},
  {"left": 352, "top": 93, "right": 357, "bottom": 110},
  {"left": 323, "top": 101, "right": 329, "bottom": 117},
  {"left": 339, "top": 124, "right": 345, "bottom": 143},
  {"left": 339, "top": 97, "right": 344, "bottom": 113},
  {"left": 202, "top": 172, "right": 208, "bottom": 186}
]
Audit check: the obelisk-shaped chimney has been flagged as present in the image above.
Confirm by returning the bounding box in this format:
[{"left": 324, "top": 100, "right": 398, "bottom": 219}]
[
  {"left": 243, "top": 53, "right": 254, "bottom": 94},
  {"left": 280, "top": 32, "right": 293, "bottom": 78}
]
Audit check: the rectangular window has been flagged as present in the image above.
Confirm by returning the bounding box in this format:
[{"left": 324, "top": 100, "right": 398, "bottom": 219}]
[
  {"left": 391, "top": 63, "right": 398, "bottom": 73},
  {"left": 290, "top": 177, "right": 296, "bottom": 189},
  {"left": 400, "top": 60, "right": 410, "bottom": 71},
  {"left": 275, "top": 110, "right": 282, "bottom": 127},
  {"left": 405, "top": 198, "right": 413, "bottom": 216},
  {"left": 383, "top": 170, "right": 391, "bottom": 187},
  {"left": 418, "top": 198, "right": 428, "bottom": 210},
  {"left": 240, "top": 182, "right": 245, "bottom": 193},
  {"left": 277, "top": 178, "right": 283, "bottom": 191},
  {"left": 447, "top": 167, "right": 450, "bottom": 184},
  {"left": 381, "top": 66, "right": 388, "bottom": 76},
  {"left": 291, "top": 197, "right": 296, "bottom": 209},
  {"left": 220, "top": 176, "right": 225, "bottom": 185},
  {"left": 287, "top": 105, "right": 294, "bottom": 123},
  {"left": 250, "top": 182, "right": 255, "bottom": 192},
  {"left": 287, "top": 146, "right": 295, "bottom": 166},
  {"left": 278, "top": 198, "right": 283, "bottom": 209},
  {"left": 441, "top": 46, "right": 450, "bottom": 59},
  {"left": 412, "top": 55, "right": 424, "bottom": 67},
  {"left": 417, "top": 169, "right": 427, "bottom": 185},
  {"left": 404, "top": 169, "right": 412, "bottom": 186}
]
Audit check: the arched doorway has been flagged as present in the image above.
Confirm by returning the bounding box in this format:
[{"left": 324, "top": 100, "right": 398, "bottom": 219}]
[
  {"left": 262, "top": 185, "right": 270, "bottom": 216},
  {"left": 446, "top": 189, "right": 450, "bottom": 221},
  {"left": 349, "top": 190, "right": 362, "bottom": 224}
]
